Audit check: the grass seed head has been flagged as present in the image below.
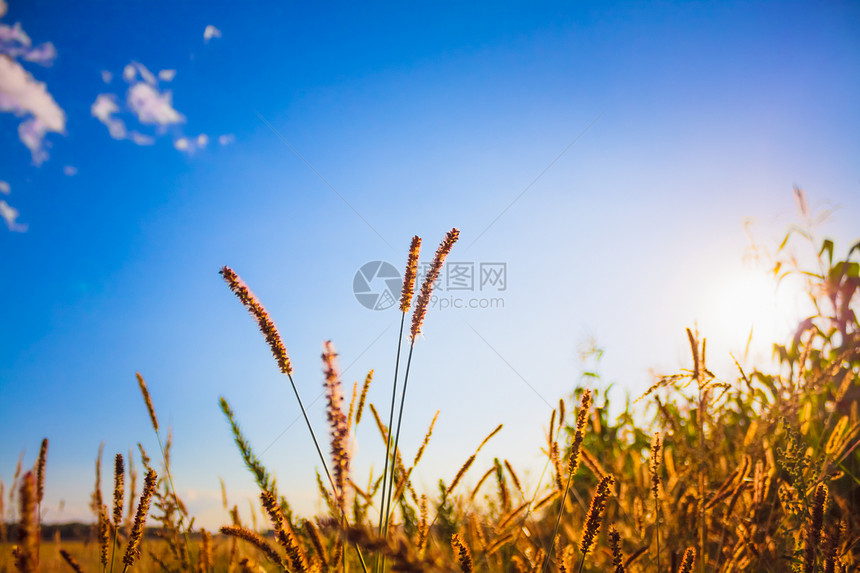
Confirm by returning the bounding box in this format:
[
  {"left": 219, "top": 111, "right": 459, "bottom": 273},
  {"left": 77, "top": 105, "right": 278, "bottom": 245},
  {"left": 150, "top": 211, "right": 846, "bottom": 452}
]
[
  {"left": 410, "top": 228, "right": 459, "bottom": 340},
  {"left": 35, "top": 439, "right": 47, "bottom": 505},
  {"left": 220, "top": 266, "right": 293, "bottom": 376},
  {"left": 123, "top": 468, "right": 157, "bottom": 568},
  {"left": 136, "top": 373, "right": 159, "bottom": 432},
  {"left": 112, "top": 453, "right": 124, "bottom": 527},
  {"left": 400, "top": 235, "right": 422, "bottom": 312},
  {"left": 579, "top": 474, "right": 615, "bottom": 556},
  {"left": 322, "top": 341, "right": 350, "bottom": 512}
]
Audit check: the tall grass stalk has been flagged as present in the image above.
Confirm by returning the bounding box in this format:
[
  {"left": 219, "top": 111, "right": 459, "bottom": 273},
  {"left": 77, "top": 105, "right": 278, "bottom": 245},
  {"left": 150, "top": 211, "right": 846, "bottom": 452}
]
[
  {"left": 542, "top": 389, "right": 591, "bottom": 573},
  {"left": 220, "top": 266, "right": 368, "bottom": 572},
  {"left": 379, "top": 231, "right": 456, "bottom": 572},
  {"left": 378, "top": 235, "right": 421, "bottom": 556},
  {"left": 135, "top": 373, "right": 193, "bottom": 565}
]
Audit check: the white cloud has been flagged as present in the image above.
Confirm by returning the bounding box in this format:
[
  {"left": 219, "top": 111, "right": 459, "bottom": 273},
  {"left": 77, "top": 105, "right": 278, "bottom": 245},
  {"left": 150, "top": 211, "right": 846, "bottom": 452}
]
[
  {"left": 63, "top": 165, "right": 77, "bottom": 176},
  {"left": 127, "top": 82, "right": 183, "bottom": 126},
  {"left": 0, "top": 180, "right": 9, "bottom": 194},
  {"left": 91, "top": 93, "right": 127, "bottom": 139},
  {"left": 0, "top": 199, "right": 26, "bottom": 232},
  {"left": 0, "top": 55, "right": 65, "bottom": 164},
  {"left": 101, "top": 70, "right": 112, "bottom": 84},
  {"left": 203, "top": 25, "right": 221, "bottom": 43},
  {"left": 218, "top": 134, "right": 235, "bottom": 146},
  {"left": 95, "top": 60, "right": 221, "bottom": 155}
]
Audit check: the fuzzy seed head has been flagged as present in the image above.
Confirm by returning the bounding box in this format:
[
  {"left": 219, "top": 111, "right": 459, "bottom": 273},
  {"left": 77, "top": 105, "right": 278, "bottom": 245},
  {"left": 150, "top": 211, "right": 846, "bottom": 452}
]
[
  {"left": 136, "top": 373, "right": 159, "bottom": 432},
  {"left": 123, "top": 468, "right": 157, "bottom": 568},
  {"left": 112, "top": 453, "right": 125, "bottom": 527},
  {"left": 35, "top": 439, "right": 48, "bottom": 505},
  {"left": 579, "top": 474, "right": 615, "bottom": 556},
  {"left": 410, "top": 228, "right": 459, "bottom": 340},
  {"left": 322, "top": 341, "right": 350, "bottom": 512},
  {"left": 220, "top": 266, "right": 293, "bottom": 375},
  {"left": 400, "top": 235, "right": 422, "bottom": 312}
]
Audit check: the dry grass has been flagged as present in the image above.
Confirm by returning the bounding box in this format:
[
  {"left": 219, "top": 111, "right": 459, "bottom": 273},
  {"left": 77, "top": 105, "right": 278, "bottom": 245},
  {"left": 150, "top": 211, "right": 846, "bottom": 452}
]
[{"left": 2, "top": 215, "right": 858, "bottom": 572}]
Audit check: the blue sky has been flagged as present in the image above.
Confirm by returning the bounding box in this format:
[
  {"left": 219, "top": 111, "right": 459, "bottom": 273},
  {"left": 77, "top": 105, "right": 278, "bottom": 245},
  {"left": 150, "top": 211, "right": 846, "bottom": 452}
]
[{"left": 1, "top": 1, "right": 859, "bottom": 528}]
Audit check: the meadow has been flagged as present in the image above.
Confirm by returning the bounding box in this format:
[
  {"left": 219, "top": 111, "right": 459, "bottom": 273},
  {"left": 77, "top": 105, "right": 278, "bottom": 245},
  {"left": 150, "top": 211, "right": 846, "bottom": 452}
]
[{"left": 2, "top": 216, "right": 858, "bottom": 573}]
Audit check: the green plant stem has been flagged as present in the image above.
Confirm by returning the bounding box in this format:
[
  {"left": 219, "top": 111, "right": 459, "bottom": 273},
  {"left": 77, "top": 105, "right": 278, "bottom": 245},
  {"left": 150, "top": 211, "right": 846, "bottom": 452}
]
[
  {"left": 375, "top": 312, "right": 407, "bottom": 573},
  {"left": 384, "top": 341, "right": 416, "bottom": 537},
  {"left": 378, "top": 313, "right": 406, "bottom": 533},
  {"left": 109, "top": 526, "right": 117, "bottom": 573},
  {"left": 379, "top": 334, "right": 414, "bottom": 573},
  {"left": 541, "top": 469, "right": 575, "bottom": 573},
  {"left": 153, "top": 432, "right": 194, "bottom": 568},
  {"left": 283, "top": 370, "right": 368, "bottom": 573},
  {"left": 655, "top": 490, "right": 661, "bottom": 573}
]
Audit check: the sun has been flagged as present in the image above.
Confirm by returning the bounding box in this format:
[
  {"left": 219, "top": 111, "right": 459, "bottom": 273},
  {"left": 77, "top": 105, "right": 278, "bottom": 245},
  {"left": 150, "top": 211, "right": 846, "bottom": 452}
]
[{"left": 703, "top": 265, "right": 809, "bottom": 364}]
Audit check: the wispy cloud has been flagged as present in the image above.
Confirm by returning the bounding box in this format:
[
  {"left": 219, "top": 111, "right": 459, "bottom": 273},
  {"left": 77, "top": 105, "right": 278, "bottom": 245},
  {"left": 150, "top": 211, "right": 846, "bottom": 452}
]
[
  {"left": 93, "top": 62, "right": 184, "bottom": 146},
  {"left": 0, "top": 5, "right": 65, "bottom": 165},
  {"left": 0, "top": 180, "right": 9, "bottom": 194},
  {"left": 94, "top": 61, "right": 232, "bottom": 153}
]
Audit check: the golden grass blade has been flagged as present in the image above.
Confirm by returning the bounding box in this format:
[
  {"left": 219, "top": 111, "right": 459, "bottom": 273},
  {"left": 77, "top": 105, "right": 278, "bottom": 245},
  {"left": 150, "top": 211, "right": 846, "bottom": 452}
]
[{"left": 220, "top": 525, "right": 283, "bottom": 567}]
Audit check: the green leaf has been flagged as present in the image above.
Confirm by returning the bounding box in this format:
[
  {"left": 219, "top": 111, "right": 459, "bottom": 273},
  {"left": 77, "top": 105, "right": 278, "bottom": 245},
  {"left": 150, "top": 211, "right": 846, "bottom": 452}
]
[{"left": 819, "top": 238, "right": 834, "bottom": 265}]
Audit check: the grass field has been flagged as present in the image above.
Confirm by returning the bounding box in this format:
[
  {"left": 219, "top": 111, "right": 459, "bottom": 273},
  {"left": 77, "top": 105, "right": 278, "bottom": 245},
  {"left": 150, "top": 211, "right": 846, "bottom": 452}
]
[{"left": 3, "top": 220, "right": 859, "bottom": 572}]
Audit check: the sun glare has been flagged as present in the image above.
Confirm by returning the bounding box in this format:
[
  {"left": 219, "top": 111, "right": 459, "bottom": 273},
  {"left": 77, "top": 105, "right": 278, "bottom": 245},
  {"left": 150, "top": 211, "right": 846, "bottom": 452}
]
[{"left": 705, "top": 267, "right": 808, "bottom": 363}]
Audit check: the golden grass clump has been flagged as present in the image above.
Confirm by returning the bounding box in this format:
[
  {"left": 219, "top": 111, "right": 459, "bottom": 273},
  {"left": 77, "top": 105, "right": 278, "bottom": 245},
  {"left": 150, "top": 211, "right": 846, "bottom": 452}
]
[
  {"left": 219, "top": 266, "right": 293, "bottom": 376},
  {"left": 803, "top": 482, "right": 829, "bottom": 573},
  {"left": 260, "top": 490, "right": 308, "bottom": 573},
  {"left": 9, "top": 222, "right": 859, "bottom": 573}
]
